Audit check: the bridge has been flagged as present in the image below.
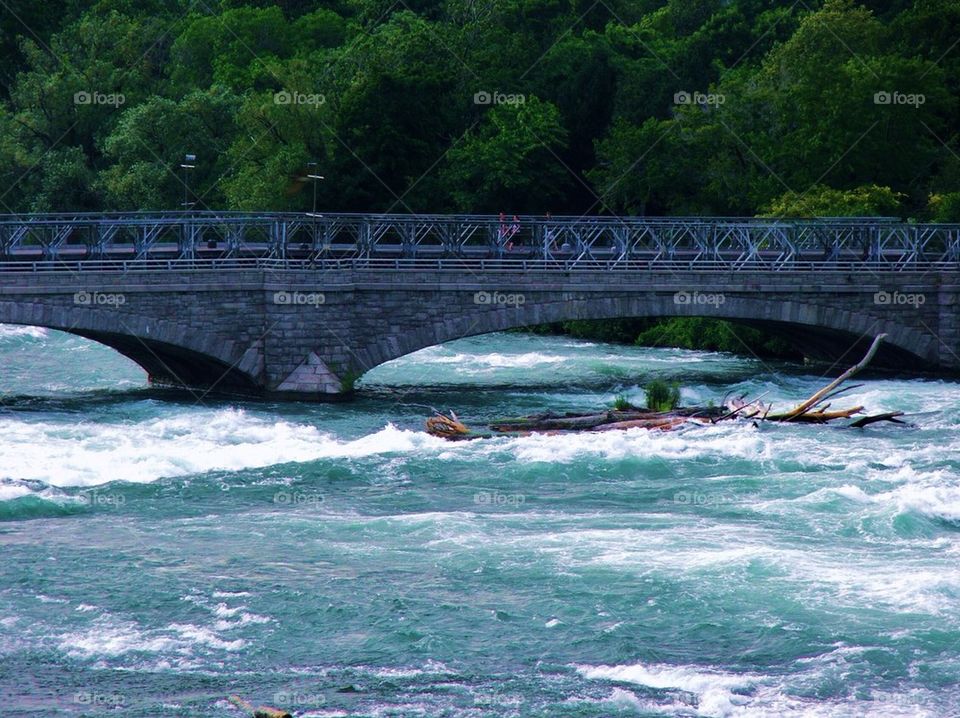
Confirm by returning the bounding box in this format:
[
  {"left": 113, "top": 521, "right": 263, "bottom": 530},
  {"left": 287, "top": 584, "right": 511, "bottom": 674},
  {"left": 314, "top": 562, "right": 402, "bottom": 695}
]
[{"left": 0, "top": 212, "right": 957, "bottom": 398}]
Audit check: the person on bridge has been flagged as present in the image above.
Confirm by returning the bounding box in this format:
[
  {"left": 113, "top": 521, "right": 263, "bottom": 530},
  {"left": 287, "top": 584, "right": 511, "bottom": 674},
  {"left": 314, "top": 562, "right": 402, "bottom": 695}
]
[
  {"left": 544, "top": 212, "right": 556, "bottom": 257},
  {"left": 505, "top": 214, "right": 521, "bottom": 251}
]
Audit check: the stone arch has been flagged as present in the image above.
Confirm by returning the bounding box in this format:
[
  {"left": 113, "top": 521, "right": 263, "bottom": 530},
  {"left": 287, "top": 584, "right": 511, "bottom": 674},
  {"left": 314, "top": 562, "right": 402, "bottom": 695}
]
[
  {"left": 0, "top": 301, "right": 263, "bottom": 393},
  {"left": 359, "top": 293, "right": 936, "bottom": 373}
]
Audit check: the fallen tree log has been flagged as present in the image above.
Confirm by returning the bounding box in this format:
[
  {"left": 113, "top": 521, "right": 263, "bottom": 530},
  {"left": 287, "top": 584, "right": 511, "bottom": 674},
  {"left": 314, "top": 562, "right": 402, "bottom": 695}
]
[
  {"left": 766, "top": 334, "right": 886, "bottom": 421},
  {"left": 849, "top": 411, "right": 907, "bottom": 428},
  {"left": 779, "top": 406, "right": 865, "bottom": 423},
  {"left": 591, "top": 416, "right": 690, "bottom": 432},
  {"left": 423, "top": 334, "right": 908, "bottom": 440}
]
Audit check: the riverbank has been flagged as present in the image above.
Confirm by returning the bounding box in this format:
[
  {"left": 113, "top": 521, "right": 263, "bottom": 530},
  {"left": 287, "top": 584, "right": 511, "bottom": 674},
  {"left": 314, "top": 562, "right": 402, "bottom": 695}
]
[{"left": 526, "top": 317, "right": 803, "bottom": 360}]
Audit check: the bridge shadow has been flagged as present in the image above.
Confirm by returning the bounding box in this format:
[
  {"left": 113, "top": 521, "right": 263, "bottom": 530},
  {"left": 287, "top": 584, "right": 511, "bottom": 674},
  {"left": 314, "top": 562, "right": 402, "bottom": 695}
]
[
  {"left": 67, "top": 329, "right": 261, "bottom": 396},
  {"left": 727, "top": 319, "right": 928, "bottom": 371}
]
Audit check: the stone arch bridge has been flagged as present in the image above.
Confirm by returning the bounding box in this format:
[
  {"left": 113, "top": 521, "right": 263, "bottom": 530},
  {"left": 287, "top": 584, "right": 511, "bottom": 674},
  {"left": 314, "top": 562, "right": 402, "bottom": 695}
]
[
  {"left": 0, "top": 264, "right": 956, "bottom": 399},
  {"left": 0, "top": 213, "right": 957, "bottom": 398}
]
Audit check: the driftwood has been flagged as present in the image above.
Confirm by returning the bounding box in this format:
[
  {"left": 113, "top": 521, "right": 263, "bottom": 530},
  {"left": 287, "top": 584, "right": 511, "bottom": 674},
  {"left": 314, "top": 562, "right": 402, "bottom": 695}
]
[
  {"left": 766, "top": 334, "right": 885, "bottom": 421},
  {"left": 849, "top": 411, "right": 906, "bottom": 428},
  {"left": 424, "top": 334, "right": 911, "bottom": 440},
  {"left": 227, "top": 695, "right": 292, "bottom": 718},
  {"left": 591, "top": 416, "right": 688, "bottom": 431}
]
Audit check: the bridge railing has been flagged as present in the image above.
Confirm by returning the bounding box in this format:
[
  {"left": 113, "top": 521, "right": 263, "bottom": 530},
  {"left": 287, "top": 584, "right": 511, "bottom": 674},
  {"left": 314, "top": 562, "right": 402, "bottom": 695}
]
[
  {"left": 0, "top": 212, "right": 957, "bottom": 269},
  {"left": 0, "top": 256, "right": 956, "bottom": 275}
]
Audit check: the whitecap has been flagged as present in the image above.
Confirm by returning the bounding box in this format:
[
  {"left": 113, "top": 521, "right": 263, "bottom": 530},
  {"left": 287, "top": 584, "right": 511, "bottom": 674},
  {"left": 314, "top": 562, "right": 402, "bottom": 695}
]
[
  {"left": 577, "top": 661, "right": 760, "bottom": 716},
  {"left": 0, "top": 324, "right": 48, "bottom": 340},
  {"left": 0, "top": 412, "right": 448, "bottom": 487}
]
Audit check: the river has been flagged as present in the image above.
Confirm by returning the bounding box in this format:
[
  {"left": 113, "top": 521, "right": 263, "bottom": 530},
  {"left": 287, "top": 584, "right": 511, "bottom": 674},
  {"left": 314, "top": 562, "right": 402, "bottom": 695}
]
[{"left": 1, "top": 324, "right": 959, "bottom": 716}]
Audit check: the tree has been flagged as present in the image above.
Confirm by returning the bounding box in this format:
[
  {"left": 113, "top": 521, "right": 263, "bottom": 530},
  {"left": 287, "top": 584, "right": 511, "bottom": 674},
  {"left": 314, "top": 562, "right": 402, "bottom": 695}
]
[
  {"left": 928, "top": 193, "right": 960, "bottom": 223},
  {"left": 762, "top": 184, "right": 905, "bottom": 218},
  {"left": 99, "top": 89, "right": 239, "bottom": 210},
  {"left": 169, "top": 6, "right": 295, "bottom": 92},
  {"left": 442, "top": 96, "right": 570, "bottom": 213}
]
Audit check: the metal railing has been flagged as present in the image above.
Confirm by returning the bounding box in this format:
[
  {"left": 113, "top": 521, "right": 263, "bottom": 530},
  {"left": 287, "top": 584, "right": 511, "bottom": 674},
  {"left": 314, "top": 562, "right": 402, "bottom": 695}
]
[
  {"left": 0, "top": 256, "right": 956, "bottom": 276},
  {"left": 0, "top": 212, "right": 957, "bottom": 270}
]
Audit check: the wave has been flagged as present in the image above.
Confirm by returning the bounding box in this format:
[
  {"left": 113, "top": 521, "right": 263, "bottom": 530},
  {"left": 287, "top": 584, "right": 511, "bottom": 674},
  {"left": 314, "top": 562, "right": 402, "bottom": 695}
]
[
  {"left": 0, "top": 402, "right": 947, "bottom": 494},
  {"left": 409, "top": 348, "right": 568, "bottom": 368},
  {"left": 59, "top": 619, "right": 246, "bottom": 661},
  {"left": 0, "top": 324, "right": 48, "bottom": 340},
  {"left": 0, "top": 411, "right": 447, "bottom": 488},
  {"left": 575, "top": 659, "right": 941, "bottom": 717},
  {"left": 49, "top": 589, "right": 274, "bottom": 674},
  {"left": 499, "top": 420, "right": 771, "bottom": 464},
  {"left": 789, "top": 470, "right": 960, "bottom": 524}
]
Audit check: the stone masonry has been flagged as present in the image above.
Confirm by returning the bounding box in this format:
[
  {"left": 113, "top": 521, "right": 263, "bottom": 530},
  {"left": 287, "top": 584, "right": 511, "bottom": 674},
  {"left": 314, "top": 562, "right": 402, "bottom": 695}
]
[{"left": 0, "top": 266, "right": 956, "bottom": 399}]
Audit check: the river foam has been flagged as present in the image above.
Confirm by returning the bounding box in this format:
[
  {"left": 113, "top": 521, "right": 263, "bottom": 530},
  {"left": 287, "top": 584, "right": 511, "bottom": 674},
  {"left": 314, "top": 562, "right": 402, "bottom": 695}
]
[
  {"left": 0, "top": 412, "right": 447, "bottom": 487},
  {"left": 575, "top": 659, "right": 942, "bottom": 717}
]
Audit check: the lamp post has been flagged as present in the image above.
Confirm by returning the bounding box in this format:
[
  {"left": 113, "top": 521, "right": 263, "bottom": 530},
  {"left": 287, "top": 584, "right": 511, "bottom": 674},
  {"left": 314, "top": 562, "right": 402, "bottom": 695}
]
[
  {"left": 306, "top": 161, "right": 324, "bottom": 218},
  {"left": 306, "top": 162, "right": 326, "bottom": 260},
  {"left": 180, "top": 153, "right": 196, "bottom": 212}
]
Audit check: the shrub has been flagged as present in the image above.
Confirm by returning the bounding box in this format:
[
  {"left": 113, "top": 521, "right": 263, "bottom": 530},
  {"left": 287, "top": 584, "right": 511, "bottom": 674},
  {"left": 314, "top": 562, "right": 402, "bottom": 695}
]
[{"left": 645, "top": 379, "right": 681, "bottom": 412}]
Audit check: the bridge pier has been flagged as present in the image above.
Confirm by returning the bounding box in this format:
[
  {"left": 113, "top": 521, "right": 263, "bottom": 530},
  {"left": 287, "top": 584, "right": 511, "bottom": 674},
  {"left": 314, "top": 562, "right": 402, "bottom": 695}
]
[{"left": 0, "top": 266, "right": 957, "bottom": 399}]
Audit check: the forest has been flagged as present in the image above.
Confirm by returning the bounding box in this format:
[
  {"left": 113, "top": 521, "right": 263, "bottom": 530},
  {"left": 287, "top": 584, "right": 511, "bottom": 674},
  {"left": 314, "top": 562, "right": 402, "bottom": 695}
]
[{"left": 0, "top": 0, "right": 958, "bottom": 220}]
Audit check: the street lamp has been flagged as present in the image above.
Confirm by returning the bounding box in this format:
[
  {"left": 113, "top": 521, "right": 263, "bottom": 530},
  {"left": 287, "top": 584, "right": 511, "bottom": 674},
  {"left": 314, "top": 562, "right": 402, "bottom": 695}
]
[
  {"left": 304, "top": 162, "right": 327, "bottom": 260},
  {"left": 306, "top": 161, "right": 324, "bottom": 218},
  {"left": 180, "top": 153, "right": 196, "bottom": 212}
]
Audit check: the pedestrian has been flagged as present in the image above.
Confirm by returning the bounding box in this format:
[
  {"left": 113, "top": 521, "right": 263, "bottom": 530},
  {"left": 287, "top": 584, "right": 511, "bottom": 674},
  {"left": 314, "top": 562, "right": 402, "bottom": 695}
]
[
  {"left": 543, "top": 212, "right": 555, "bottom": 256},
  {"left": 509, "top": 214, "right": 520, "bottom": 240}
]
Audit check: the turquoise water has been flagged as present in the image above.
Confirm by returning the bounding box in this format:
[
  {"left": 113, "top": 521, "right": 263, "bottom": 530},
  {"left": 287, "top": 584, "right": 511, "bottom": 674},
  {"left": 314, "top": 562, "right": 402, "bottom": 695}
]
[{"left": 2, "top": 325, "right": 960, "bottom": 716}]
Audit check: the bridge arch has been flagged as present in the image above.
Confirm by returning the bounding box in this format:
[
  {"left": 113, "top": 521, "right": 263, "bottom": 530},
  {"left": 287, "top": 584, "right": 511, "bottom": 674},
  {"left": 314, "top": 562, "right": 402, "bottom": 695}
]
[
  {"left": 0, "top": 302, "right": 262, "bottom": 394},
  {"left": 358, "top": 294, "right": 937, "bottom": 374}
]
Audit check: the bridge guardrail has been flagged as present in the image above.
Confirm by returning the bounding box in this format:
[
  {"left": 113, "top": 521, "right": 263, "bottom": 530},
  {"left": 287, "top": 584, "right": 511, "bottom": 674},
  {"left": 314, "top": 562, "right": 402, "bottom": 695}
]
[
  {"left": 0, "top": 212, "right": 958, "bottom": 270},
  {"left": 0, "top": 257, "right": 956, "bottom": 275}
]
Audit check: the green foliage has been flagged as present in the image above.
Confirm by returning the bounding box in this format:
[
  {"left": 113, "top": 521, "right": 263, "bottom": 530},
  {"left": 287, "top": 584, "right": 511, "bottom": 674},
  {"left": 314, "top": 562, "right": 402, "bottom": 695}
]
[
  {"left": 543, "top": 317, "right": 801, "bottom": 360},
  {"left": 558, "top": 318, "right": 657, "bottom": 343},
  {"left": 635, "top": 318, "right": 800, "bottom": 359},
  {"left": 762, "top": 185, "right": 905, "bottom": 218},
  {"left": 612, "top": 394, "right": 632, "bottom": 411},
  {"left": 100, "top": 89, "right": 239, "bottom": 210},
  {"left": 339, "top": 369, "right": 363, "bottom": 394},
  {"left": 443, "top": 96, "right": 570, "bottom": 212},
  {"left": 0, "top": 0, "right": 956, "bottom": 216},
  {"left": 929, "top": 193, "right": 960, "bottom": 223},
  {"left": 645, "top": 379, "right": 681, "bottom": 412}
]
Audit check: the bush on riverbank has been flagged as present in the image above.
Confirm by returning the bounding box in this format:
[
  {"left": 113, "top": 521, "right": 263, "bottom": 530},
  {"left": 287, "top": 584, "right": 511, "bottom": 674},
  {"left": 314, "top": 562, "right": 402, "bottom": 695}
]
[
  {"left": 531, "top": 318, "right": 802, "bottom": 360},
  {"left": 634, "top": 318, "right": 800, "bottom": 359}
]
